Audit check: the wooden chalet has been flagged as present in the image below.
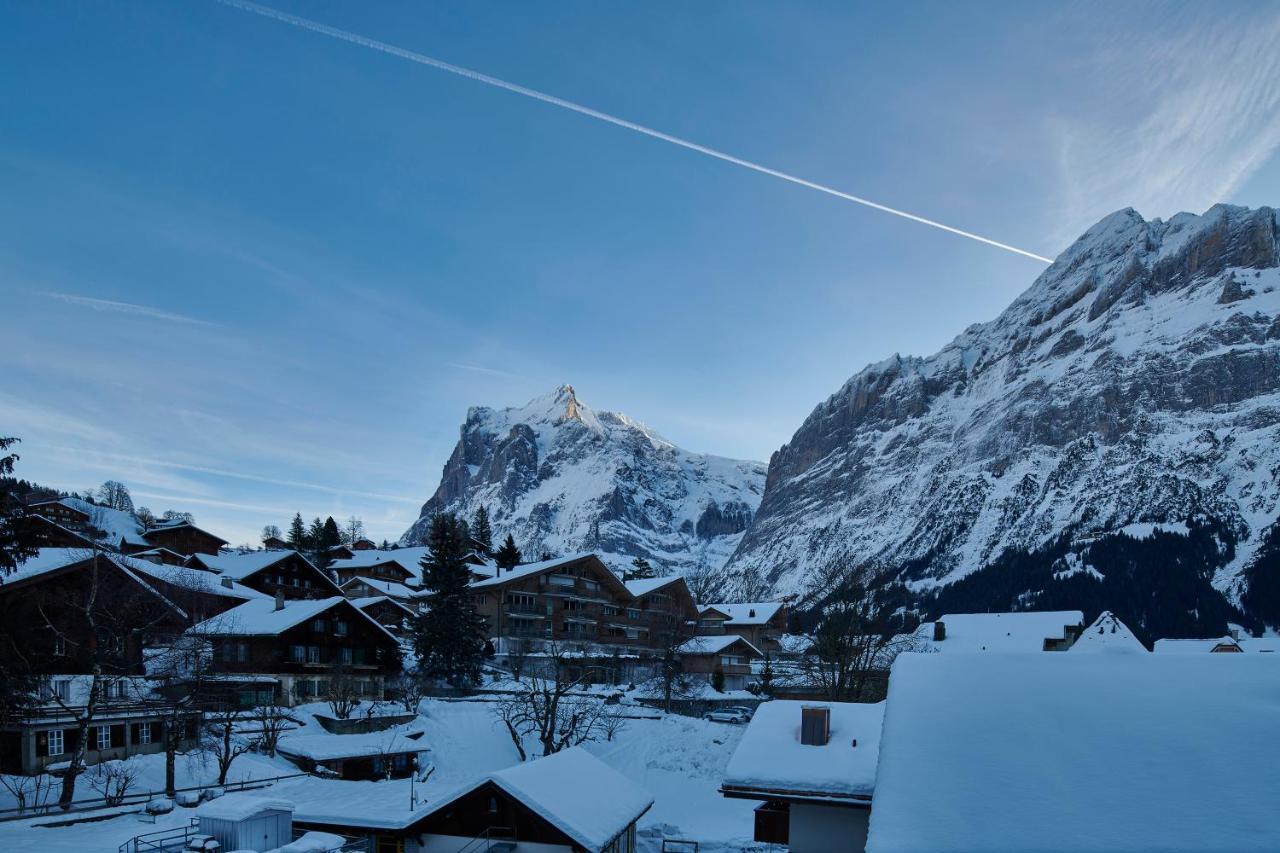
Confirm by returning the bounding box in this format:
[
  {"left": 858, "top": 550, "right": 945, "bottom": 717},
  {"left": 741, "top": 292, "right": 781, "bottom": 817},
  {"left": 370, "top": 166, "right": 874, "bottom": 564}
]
[
  {"left": 698, "top": 602, "right": 791, "bottom": 653},
  {"left": 187, "top": 595, "right": 403, "bottom": 706},
  {"left": 138, "top": 521, "right": 228, "bottom": 556},
  {"left": 187, "top": 550, "right": 344, "bottom": 600},
  {"left": 349, "top": 595, "right": 416, "bottom": 633},
  {"left": 329, "top": 548, "right": 426, "bottom": 586},
  {"left": 26, "top": 498, "right": 92, "bottom": 528},
  {"left": 678, "top": 634, "right": 762, "bottom": 692},
  {"left": 277, "top": 725, "right": 425, "bottom": 780},
  {"left": 623, "top": 575, "right": 700, "bottom": 648},
  {"left": 262, "top": 535, "right": 291, "bottom": 551},
  {"left": 21, "top": 513, "right": 100, "bottom": 549}
]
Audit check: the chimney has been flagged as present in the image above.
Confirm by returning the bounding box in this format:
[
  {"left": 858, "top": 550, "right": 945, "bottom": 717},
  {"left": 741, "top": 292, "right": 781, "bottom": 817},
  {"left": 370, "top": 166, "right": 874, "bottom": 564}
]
[
  {"left": 800, "top": 705, "right": 830, "bottom": 747},
  {"left": 220, "top": 577, "right": 233, "bottom": 590},
  {"left": 933, "top": 621, "right": 946, "bottom": 642},
  {"left": 748, "top": 608, "right": 756, "bottom": 618},
  {"left": 274, "top": 590, "right": 285, "bottom": 612}
]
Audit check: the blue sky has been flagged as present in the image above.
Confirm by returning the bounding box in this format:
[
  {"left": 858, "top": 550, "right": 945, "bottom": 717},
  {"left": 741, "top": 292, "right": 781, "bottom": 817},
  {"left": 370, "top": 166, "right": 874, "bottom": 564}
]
[{"left": 3, "top": 1, "right": 1279, "bottom": 546}]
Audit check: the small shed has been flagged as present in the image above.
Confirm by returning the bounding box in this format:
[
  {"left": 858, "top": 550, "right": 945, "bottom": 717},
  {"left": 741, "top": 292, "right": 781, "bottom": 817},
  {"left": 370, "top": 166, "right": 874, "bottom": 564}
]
[{"left": 196, "top": 794, "right": 295, "bottom": 851}]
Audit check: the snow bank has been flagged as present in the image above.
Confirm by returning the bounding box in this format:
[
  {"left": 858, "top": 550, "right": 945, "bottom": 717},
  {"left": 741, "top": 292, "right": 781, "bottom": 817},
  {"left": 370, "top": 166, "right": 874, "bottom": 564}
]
[
  {"left": 868, "top": 653, "right": 1280, "bottom": 852},
  {"left": 1069, "top": 611, "right": 1147, "bottom": 653},
  {"left": 723, "top": 700, "right": 882, "bottom": 800},
  {"left": 917, "top": 610, "right": 1083, "bottom": 653}
]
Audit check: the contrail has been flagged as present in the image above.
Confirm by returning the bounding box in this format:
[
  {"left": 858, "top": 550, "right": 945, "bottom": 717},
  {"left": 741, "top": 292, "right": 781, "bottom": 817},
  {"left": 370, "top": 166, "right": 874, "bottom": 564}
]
[{"left": 214, "top": 0, "right": 1054, "bottom": 264}]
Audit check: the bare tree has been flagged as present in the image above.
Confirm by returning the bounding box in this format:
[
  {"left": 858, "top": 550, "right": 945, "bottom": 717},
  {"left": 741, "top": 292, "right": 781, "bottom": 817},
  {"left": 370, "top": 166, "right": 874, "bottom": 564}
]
[
  {"left": 254, "top": 700, "right": 296, "bottom": 758},
  {"left": 326, "top": 664, "right": 362, "bottom": 720},
  {"left": 261, "top": 524, "right": 282, "bottom": 544},
  {"left": 493, "top": 642, "right": 612, "bottom": 759},
  {"left": 799, "top": 559, "right": 922, "bottom": 702},
  {"left": 97, "top": 481, "right": 133, "bottom": 513},
  {"left": 202, "top": 704, "right": 256, "bottom": 786},
  {"left": 651, "top": 612, "right": 697, "bottom": 713},
  {"left": 505, "top": 637, "right": 533, "bottom": 681},
  {"left": 389, "top": 673, "right": 426, "bottom": 715},
  {"left": 0, "top": 772, "right": 54, "bottom": 814},
  {"left": 342, "top": 517, "right": 366, "bottom": 546},
  {"left": 86, "top": 757, "right": 142, "bottom": 806},
  {"left": 600, "top": 703, "right": 627, "bottom": 742},
  {"left": 683, "top": 550, "right": 725, "bottom": 604}
]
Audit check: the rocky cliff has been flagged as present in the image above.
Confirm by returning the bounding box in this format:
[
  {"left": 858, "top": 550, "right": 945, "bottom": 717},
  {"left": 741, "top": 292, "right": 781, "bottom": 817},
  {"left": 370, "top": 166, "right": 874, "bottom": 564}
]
[
  {"left": 727, "top": 204, "right": 1280, "bottom": 635},
  {"left": 401, "top": 386, "right": 766, "bottom": 579}
]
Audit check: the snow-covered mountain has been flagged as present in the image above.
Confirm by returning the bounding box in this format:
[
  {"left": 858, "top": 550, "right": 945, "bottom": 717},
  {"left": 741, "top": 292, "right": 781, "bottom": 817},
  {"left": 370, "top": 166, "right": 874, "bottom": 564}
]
[
  {"left": 401, "top": 386, "right": 766, "bottom": 578},
  {"left": 727, "top": 204, "right": 1280, "bottom": 634}
]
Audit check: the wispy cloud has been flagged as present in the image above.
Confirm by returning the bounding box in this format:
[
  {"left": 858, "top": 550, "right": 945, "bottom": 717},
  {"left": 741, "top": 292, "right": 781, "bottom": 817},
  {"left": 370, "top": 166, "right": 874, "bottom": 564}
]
[
  {"left": 447, "top": 362, "right": 530, "bottom": 381},
  {"left": 1049, "top": 6, "right": 1280, "bottom": 245},
  {"left": 41, "top": 291, "right": 218, "bottom": 327}
]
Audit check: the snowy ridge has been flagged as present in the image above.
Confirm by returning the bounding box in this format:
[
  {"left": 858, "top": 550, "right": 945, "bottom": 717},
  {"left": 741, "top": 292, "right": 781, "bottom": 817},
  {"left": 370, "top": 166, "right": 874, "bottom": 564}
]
[
  {"left": 401, "top": 385, "right": 766, "bottom": 578},
  {"left": 728, "top": 203, "right": 1280, "bottom": 624}
]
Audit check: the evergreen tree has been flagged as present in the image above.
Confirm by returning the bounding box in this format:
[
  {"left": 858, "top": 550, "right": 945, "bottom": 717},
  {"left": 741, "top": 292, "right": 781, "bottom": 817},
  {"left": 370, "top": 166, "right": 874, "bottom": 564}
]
[
  {"left": 471, "top": 505, "right": 493, "bottom": 555},
  {"left": 711, "top": 663, "right": 725, "bottom": 693},
  {"left": 624, "top": 556, "right": 657, "bottom": 582},
  {"left": 286, "top": 514, "right": 307, "bottom": 550},
  {"left": 412, "top": 514, "right": 488, "bottom": 685},
  {"left": 0, "top": 438, "right": 39, "bottom": 575},
  {"left": 321, "top": 516, "right": 342, "bottom": 550},
  {"left": 306, "top": 517, "right": 326, "bottom": 554},
  {"left": 759, "top": 653, "right": 775, "bottom": 697},
  {"left": 494, "top": 534, "right": 522, "bottom": 570}
]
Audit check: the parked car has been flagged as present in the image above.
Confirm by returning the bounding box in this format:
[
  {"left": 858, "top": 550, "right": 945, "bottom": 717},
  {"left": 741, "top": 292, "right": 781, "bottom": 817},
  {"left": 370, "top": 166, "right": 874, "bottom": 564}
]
[
  {"left": 722, "top": 706, "right": 755, "bottom": 720},
  {"left": 703, "top": 708, "right": 750, "bottom": 724}
]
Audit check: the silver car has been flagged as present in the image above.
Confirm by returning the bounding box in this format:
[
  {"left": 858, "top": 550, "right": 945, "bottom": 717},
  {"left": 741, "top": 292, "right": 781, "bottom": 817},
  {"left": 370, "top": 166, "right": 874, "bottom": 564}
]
[{"left": 703, "top": 707, "right": 749, "bottom": 724}]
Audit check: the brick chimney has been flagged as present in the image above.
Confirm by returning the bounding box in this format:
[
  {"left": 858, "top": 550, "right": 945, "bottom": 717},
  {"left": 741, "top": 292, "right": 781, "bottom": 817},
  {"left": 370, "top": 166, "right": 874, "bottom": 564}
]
[
  {"left": 800, "top": 705, "right": 830, "bottom": 746},
  {"left": 274, "top": 590, "right": 285, "bottom": 612},
  {"left": 933, "top": 621, "right": 946, "bottom": 642},
  {"left": 220, "top": 577, "right": 233, "bottom": 590}
]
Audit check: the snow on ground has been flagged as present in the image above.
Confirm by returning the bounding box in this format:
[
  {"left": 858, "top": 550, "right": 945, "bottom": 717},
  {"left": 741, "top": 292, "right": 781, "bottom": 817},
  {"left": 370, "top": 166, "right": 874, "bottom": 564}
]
[{"left": 3, "top": 699, "right": 766, "bottom": 851}]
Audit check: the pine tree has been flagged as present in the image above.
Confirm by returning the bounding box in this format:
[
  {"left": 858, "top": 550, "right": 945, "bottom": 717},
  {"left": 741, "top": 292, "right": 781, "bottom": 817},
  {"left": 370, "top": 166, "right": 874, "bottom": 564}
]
[
  {"left": 321, "top": 517, "right": 342, "bottom": 550},
  {"left": 471, "top": 505, "right": 493, "bottom": 555},
  {"left": 711, "top": 663, "right": 725, "bottom": 693},
  {"left": 624, "top": 556, "right": 657, "bottom": 582},
  {"left": 759, "top": 653, "right": 775, "bottom": 697},
  {"left": 494, "top": 534, "right": 522, "bottom": 570},
  {"left": 0, "top": 438, "right": 39, "bottom": 575},
  {"left": 412, "top": 514, "right": 488, "bottom": 685},
  {"left": 286, "top": 514, "right": 307, "bottom": 550}
]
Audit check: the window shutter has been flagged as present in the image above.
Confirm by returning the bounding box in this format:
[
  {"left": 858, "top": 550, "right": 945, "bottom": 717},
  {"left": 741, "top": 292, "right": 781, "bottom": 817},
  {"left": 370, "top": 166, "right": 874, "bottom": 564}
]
[
  {"left": 111, "top": 724, "right": 125, "bottom": 748},
  {"left": 35, "top": 730, "right": 48, "bottom": 757},
  {"left": 65, "top": 728, "right": 80, "bottom": 753},
  {"left": 130, "top": 723, "right": 141, "bottom": 743}
]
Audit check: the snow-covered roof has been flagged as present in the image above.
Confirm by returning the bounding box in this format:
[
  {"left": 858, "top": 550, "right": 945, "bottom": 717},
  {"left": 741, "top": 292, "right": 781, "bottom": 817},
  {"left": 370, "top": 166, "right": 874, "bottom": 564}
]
[
  {"left": 679, "top": 635, "right": 761, "bottom": 656},
  {"left": 624, "top": 575, "right": 683, "bottom": 598},
  {"left": 341, "top": 576, "right": 428, "bottom": 599},
  {"left": 190, "top": 550, "right": 300, "bottom": 579},
  {"left": 59, "top": 497, "right": 150, "bottom": 546},
  {"left": 143, "top": 521, "right": 227, "bottom": 545},
  {"left": 330, "top": 547, "right": 429, "bottom": 573},
  {"left": 196, "top": 794, "right": 295, "bottom": 821},
  {"left": 703, "top": 602, "right": 784, "bottom": 625},
  {"left": 917, "top": 610, "right": 1084, "bottom": 653},
  {"left": 187, "top": 595, "right": 399, "bottom": 646},
  {"left": 1153, "top": 636, "right": 1244, "bottom": 653},
  {"left": 1069, "top": 611, "right": 1147, "bottom": 654},
  {"left": 129, "top": 560, "right": 269, "bottom": 601},
  {"left": 348, "top": 595, "right": 415, "bottom": 617},
  {"left": 724, "top": 700, "right": 883, "bottom": 802},
  {"left": 488, "top": 747, "right": 653, "bottom": 852},
  {"left": 0, "top": 548, "right": 189, "bottom": 618},
  {"left": 277, "top": 726, "right": 425, "bottom": 761},
  {"left": 469, "top": 552, "right": 605, "bottom": 590},
  {"left": 867, "top": 653, "right": 1280, "bottom": 852}
]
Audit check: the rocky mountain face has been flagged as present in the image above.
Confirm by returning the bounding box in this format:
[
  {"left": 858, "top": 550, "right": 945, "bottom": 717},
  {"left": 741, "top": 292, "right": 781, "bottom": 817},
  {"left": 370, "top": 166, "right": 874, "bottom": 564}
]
[
  {"left": 727, "top": 204, "right": 1280, "bottom": 637},
  {"left": 401, "top": 386, "right": 766, "bottom": 580}
]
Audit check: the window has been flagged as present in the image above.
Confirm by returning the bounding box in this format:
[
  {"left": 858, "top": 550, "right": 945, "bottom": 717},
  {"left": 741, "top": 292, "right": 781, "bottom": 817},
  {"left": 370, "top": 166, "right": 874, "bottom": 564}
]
[
  {"left": 95, "top": 725, "right": 111, "bottom": 751},
  {"left": 508, "top": 592, "right": 537, "bottom": 613},
  {"left": 137, "top": 722, "right": 152, "bottom": 745},
  {"left": 47, "top": 729, "right": 64, "bottom": 757},
  {"left": 291, "top": 645, "right": 307, "bottom": 663},
  {"left": 106, "top": 679, "right": 125, "bottom": 700},
  {"left": 53, "top": 679, "right": 71, "bottom": 702},
  {"left": 603, "top": 605, "right": 618, "bottom": 617},
  {"left": 353, "top": 647, "right": 366, "bottom": 665},
  {"left": 341, "top": 647, "right": 353, "bottom": 665},
  {"left": 627, "top": 609, "right": 641, "bottom": 620},
  {"left": 334, "top": 620, "right": 349, "bottom": 637},
  {"left": 312, "top": 618, "right": 326, "bottom": 633},
  {"left": 473, "top": 594, "right": 488, "bottom": 606},
  {"left": 720, "top": 655, "right": 743, "bottom": 666},
  {"left": 303, "top": 579, "right": 312, "bottom": 589},
  {"left": 307, "top": 646, "right": 322, "bottom": 664},
  {"left": 52, "top": 635, "right": 65, "bottom": 656}
]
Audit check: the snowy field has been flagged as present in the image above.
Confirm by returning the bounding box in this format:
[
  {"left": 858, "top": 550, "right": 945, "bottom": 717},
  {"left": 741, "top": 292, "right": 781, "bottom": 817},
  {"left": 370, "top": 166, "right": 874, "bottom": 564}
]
[{"left": 0, "top": 699, "right": 768, "bottom": 852}]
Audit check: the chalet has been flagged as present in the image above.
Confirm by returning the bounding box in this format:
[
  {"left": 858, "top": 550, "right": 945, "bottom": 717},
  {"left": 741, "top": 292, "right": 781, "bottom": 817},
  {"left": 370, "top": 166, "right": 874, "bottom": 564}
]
[
  {"left": 27, "top": 498, "right": 92, "bottom": 528},
  {"left": 397, "top": 747, "right": 652, "bottom": 852},
  {"left": 351, "top": 537, "right": 377, "bottom": 551},
  {"left": 1150, "top": 629, "right": 1279, "bottom": 654},
  {"left": 700, "top": 601, "right": 791, "bottom": 653},
  {"left": 0, "top": 550, "right": 202, "bottom": 773},
  {"left": 330, "top": 547, "right": 428, "bottom": 586},
  {"left": 722, "top": 700, "right": 883, "bottom": 853},
  {"left": 187, "top": 550, "right": 344, "bottom": 600},
  {"left": 277, "top": 724, "right": 426, "bottom": 780},
  {"left": 623, "top": 575, "right": 700, "bottom": 648},
  {"left": 866, "top": 653, "right": 1280, "bottom": 852},
  {"left": 469, "top": 553, "right": 639, "bottom": 649},
  {"left": 128, "top": 546, "right": 190, "bottom": 566},
  {"left": 341, "top": 575, "right": 428, "bottom": 611},
  {"left": 262, "top": 535, "right": 291, "bottom": 551},
  {"left": 678, "top": 635, "right": 762, "bottom": 692},
  {"left": 349, "top": 595, "right": 416, "bottom": 633},
  {"left": 21, "top": 513, "right": 100, "bottom": 549},
  {"left": 31, "top": 497, "right": 151, "bottom": 553},
  {"left": 186, "top": 595, "right": 403, "bottom": 706},
  {"left": 326, "top": 544, "right": 357, "bottom": 561},
  {"left": 911, "top": 610, "right": 1085, "bottom": 652},
  {"left": 139, "top": 520, "right": 228, "bottom": 556}
]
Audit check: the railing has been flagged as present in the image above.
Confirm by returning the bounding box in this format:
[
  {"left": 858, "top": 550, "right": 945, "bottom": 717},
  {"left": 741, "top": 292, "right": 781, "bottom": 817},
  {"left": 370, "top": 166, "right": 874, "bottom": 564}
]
[
  {"left": 0, "top": 771, "right": 311, "bottom": 822},
  {"left": 661, "top": 841, "right": 700, "bottom": 852},
  {"left": 119, "top": 819, "right": 200, "bottom": 853},
  {"left": 457, "top": 826, "right": 517, "bottom": 853}
]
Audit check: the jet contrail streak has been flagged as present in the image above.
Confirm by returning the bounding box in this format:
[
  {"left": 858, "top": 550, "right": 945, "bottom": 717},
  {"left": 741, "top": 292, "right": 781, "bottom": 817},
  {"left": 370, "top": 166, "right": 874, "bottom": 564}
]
[{"left": 214, "top": 0, "right": 1054, "bottom": 264}]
